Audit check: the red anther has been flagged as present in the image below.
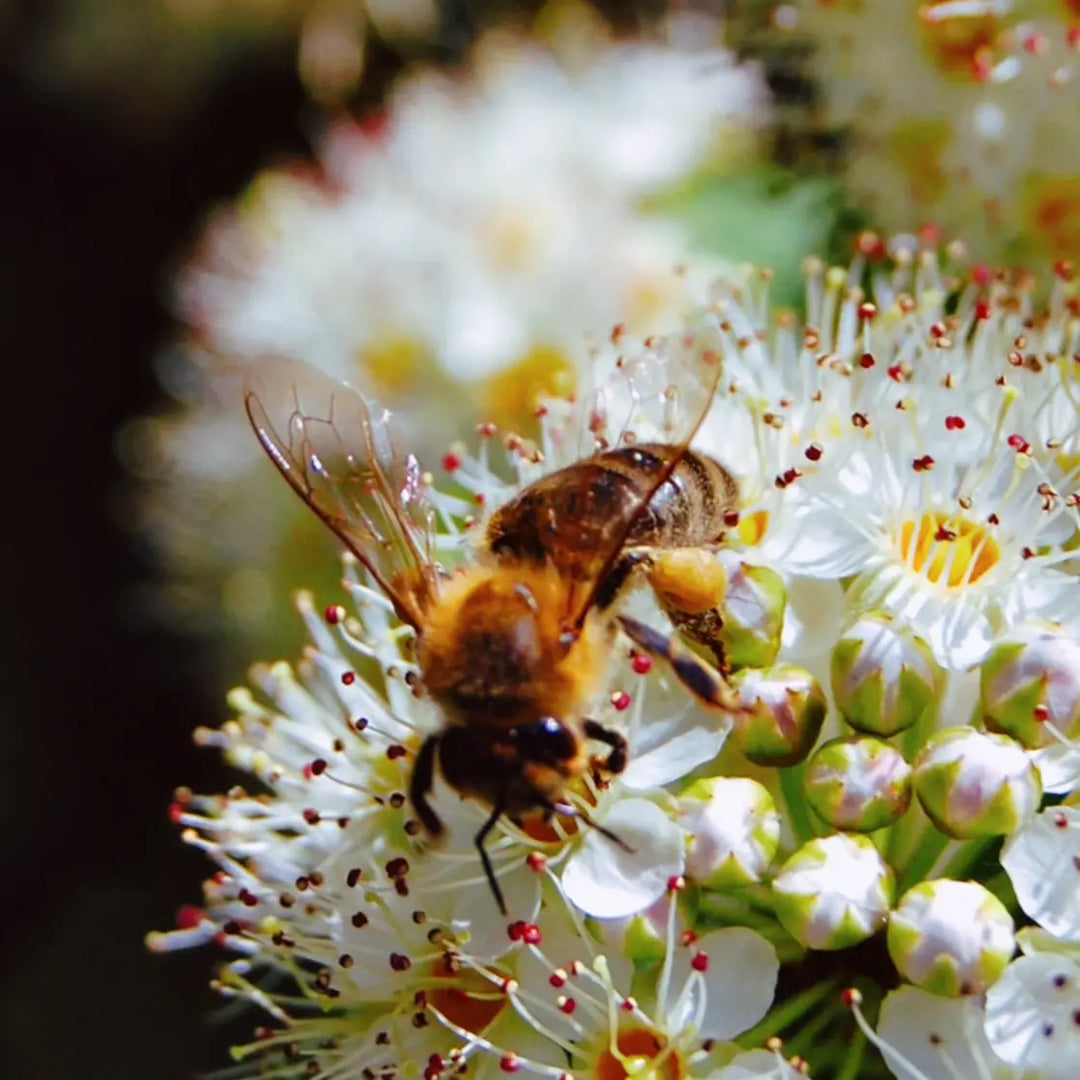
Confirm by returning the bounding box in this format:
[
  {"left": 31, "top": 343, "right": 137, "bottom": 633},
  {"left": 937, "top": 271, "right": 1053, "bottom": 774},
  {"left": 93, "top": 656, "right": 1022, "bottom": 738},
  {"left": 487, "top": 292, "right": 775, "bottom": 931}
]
[
  {"left": 1033, "top": 704, "right": 1051, "bottom": 722},
  {"left": 474, "top": 492, "right": 486, "bottom": 507},
  {"left": 389, "top": 953, "right": 411, "bottom": 972},
  {"left": 477, "top": 421, "right": 497, "bottom": 438},
  {"left": 386, "top": 744, "right": 408, "bottom": 760},
  {"left": 341, "top": 671, "right": 356, "bottom": 686},
  {"left": 237, "top": 888, "right": 258, "bottom": 907},
  {"left": 723, "top": 509, "right": 740, "bottom": 527},
  {"left": 610, "top": 690, "right": 632, "bottom": 711},
  {"left": 526, "top": 851, "right": 547, "bottom": 872},
  {"left": 887, "top": 363, "right": 905, "bottom": 382},
  {"left": 841, "top": 987, "right": 862, "bottom": 1008},
  {"left": 441, "top": 452, "right": 461, "bottom": 472},
  {"left": 521, "top": 923, "right": 542, "bottom": 946},
  {"left": 1054, "top": 810, "right": 1069, "bottom": 828},
  {"left": 972, "top": 263, "right": 993, "bottom": 286},
  {"left": 303, "top": 808, "right": 321, "bottom": 825},
  {"left": 558, "top": 996, "right": 577, "bottom": 1015},
  {"left": 424, "top": 1068, "right": 441, "bottom": 1080},
  {"left": 1055, "top": 260, "right": 1075, "bottom": 281},
  {"left": 805, "top": 443, "right": 823, "bottom": 462},
  {"left": 987, "top": 513, "right": 1000, "bottom": 525},
  {"left": 859, "top": 352, "right": 875, "bottom": 369},
  {"left": 691, "top": 951, "right": 709, "bottom": 973},
  {"left": 631, "top": 653, "right": 653, "bottom": 675},
  {"left": 913, "top": 455, "right": 935, "bottom": 472},
  {"left": 974, "top": 300, "right": 992, "bottom": 321},
  {"left": 507, "top": 920, "right": 526, "bottom": 941},
  {"left": 620, "top": 997, "right": 636, "bottom": 1012},
  {"left": 385, "top": 857, "right": 410, "bottom": 879},
  {"left": 1069, "top": 24, "right": 1080, "bottom": 49},
  {"left": 500, "top": 1056, "right": 520, "bottom": 1073},
  {"left": 167, "top": 802, "right": 186, "bottom": 824},
  {"left": 854, "top": 230, "right": 885, "bottom": 258},
  {"left": 1022, "top": 547, "right": 1036, "bottom": 560},
  {"left": 667, "top": 875, "right": 686, "bottom": 892},
  {"left": 175, "top": 905, "right": 206, "bottom": 929},
  {"left": 1007, "top": 434, "right": 1031, "bottom": 453},
  {"left": 918, "top": 223, "right": 941, "bottom": 246},
  {"left": 852, "top": 412, "right": 869, "bottom": 429},
  {"left": 310, "top": 758, "right": 327, "bottom": 776},
  {"left": 534, "top": 404, "right": 548, "bottom": 418},
  {"left": 610, "top": 322, "right": 627, "bottom": 344},
  {"left": 857, "top": 302, "right": 877, "bottom": 321},
  {"left": 945, "top": 415, "right": 966, "bottom": 431},
  {"left": 549, "top": 971, "right": 566, "bottom": 988},
  {"left": 325, "top": 604, "right": 344, "bottom": 624},
  {"left": 934, "top": 526, "right": 957, "bottom": 542},
  {"left": 1023, "top": 32, "right": 1046, "bottom": 54},
  {"left": 680, "top": 929, "right": 698, "bottom": 946}
]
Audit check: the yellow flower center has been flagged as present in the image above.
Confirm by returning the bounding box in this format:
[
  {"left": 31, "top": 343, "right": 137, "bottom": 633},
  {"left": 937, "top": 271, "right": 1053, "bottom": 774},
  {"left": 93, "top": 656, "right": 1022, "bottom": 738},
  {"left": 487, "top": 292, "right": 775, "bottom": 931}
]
[
  {"left": 918, "top": 5, "right": 1000, "bottom": 78},
  {"left": 897, "top": 513, "right": 1000, "bottom": 587},
  {"left": 481, "top": 346, "right": 577, "bottom": 427},
  {"left": 737, "top": 508, "right": 770, "bottom": 547},
  {"left": 593, "top": 1028, "right": 682, "bottom": 1080},
  {"left": 359, "top": 335, "right": 431, "bottom": 394}
]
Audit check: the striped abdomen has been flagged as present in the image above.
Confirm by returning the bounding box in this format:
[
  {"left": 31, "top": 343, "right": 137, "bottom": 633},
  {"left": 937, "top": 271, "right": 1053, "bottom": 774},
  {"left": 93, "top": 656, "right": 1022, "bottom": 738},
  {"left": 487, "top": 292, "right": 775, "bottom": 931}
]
[{"left": 485, "top": 443, "right": 738, "bottom": 578}]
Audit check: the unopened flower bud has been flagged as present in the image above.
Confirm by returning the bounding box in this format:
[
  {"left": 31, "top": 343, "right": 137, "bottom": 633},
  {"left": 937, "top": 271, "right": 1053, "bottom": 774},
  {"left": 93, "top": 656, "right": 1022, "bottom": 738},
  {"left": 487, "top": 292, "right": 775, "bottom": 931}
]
[
  {"left": 772, "top": 834, "right": 894, "bottom": 951},
  {"left": 980, "top": 622, "right": 1080, "bottom": 749},
  {"left": 887, "top": 880, "right": 1015, "bottom": 996},
  {"left": 912, "top": 727, "right": 1041, "bottom": 839},
  {"left": 831, "top": 612, "right": 942, "bottom": 737},
  {"left": 677, "top": 777, "right": 780, "bottom": 888},
  {"left": 710, "top": 553, "right": 786, "bottom": 669},
  {"left": 730, "top": 664, "right": 827, "bottom": 766},
  {"left": 804, "top": 736, "right": 912, "bottom": 832}
]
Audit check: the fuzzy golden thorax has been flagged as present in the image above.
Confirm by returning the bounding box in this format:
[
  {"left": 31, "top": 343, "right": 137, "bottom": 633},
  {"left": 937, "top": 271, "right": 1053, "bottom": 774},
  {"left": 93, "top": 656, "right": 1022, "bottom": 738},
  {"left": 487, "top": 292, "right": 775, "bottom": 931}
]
[{"left": 416, "top": 563, "right": 611, "bottom": 730}]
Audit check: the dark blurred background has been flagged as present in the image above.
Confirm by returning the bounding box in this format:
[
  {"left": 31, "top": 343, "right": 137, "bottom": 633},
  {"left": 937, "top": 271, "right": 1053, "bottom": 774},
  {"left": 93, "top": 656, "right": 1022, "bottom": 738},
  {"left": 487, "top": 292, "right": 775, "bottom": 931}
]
[
  {"left": 1, "top": 4, "right": 689, "bottom": 1076},
  {"left": 1, "top": 37, "right": 310, "bottom": 1080}
]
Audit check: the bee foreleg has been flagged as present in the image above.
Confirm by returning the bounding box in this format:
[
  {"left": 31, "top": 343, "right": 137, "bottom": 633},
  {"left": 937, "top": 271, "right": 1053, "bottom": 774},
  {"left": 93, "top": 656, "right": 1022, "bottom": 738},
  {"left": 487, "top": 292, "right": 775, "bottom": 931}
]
[
  {"left": 582, "top": 719, "right": 628, "bottom": 774},
  {"left": 617, "top": 614, "right": 744, "bottom": 715},
  {"left": 551, "top": 799, "right": 635, "bottom": 854},
  {"left": 410, "top": 734, "right": 445, "bottom": 837},
  {"left": 475, "top": 794, "right": 508, "bottom": 916}
]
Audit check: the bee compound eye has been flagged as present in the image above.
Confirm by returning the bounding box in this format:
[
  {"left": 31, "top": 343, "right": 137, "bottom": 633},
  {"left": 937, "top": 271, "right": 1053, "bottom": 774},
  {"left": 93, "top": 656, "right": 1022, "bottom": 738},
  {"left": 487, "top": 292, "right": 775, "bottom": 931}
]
[{"left": 515, "top": 716, "right": 576, "bottom": 764}]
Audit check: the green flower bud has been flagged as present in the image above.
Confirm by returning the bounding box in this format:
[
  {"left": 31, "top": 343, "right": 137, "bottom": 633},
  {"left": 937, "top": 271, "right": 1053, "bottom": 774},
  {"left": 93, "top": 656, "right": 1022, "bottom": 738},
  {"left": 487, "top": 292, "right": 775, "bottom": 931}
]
[
  {"left": 887, "top": 880, "right": 1015, "bottom": 996},
  {"left": 712, "top": 553, "right": 787, "bottom": 669},
  {"left": 730, "top": 664, "right": 827, "bottom": 766},
  {"left": 980, "top": 622, "right": 1080, "bottom": 749},
  {"left": 804, "top": 736, "right": 912, "bottom": 832},
  {"left": 677, "top": 777, "right": 780, "bottom": 888},
  {"left": 831, "top": 612, "right": 942, "bottom": 737},
  {"left": 912, "top": 727, "right": 1041, "bottom": 839},
  {"left": 772, "top": 834, "right": 894, "bottom": 951}
]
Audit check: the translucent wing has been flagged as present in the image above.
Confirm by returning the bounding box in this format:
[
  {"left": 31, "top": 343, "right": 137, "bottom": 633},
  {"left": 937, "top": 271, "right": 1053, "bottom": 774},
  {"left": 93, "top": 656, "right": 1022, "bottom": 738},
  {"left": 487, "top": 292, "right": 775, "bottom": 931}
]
[
  {"left": 244, "top": 358, "right": 438, "bottom": 628},
  {"left": 561, "top": 333, "right": 726, "bottom": 626}
]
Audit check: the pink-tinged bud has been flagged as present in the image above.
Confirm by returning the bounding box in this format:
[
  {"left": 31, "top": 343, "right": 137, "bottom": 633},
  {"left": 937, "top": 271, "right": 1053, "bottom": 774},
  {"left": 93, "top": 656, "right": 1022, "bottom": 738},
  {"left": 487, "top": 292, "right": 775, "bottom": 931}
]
[
  {"left": 677, "top": 777, "right": 780, "bottom": 887},
  {"left": 912, "top": 728, "right": 1041, "bottom": 839},
  {"left": 730, "top": 665, "right": 827, "bottom": 766},
  {"left": 831, "top": 613, "right": 942, "bottom": 737},
  {"left": 804, "top": 736, "right": 912, "bottom": 832},
  {"left": 711, "top": 553, "right": 787, "bottom": 670},
  {"left": 888, "top": 880, "right": 1015, "bottom": 997},
  {"left": 980, "top": 622, "right": 1080, "bottom": 749}
]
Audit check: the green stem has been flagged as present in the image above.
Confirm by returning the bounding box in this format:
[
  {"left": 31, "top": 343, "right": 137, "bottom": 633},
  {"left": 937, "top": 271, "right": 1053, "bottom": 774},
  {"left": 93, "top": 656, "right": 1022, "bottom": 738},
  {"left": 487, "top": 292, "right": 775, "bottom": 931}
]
[
  {"left": 833, "top": 1024, "right": 867, "bottom": 1080},
  {"left": 735, "top": 978, "right": 837, "bottom": 1050},
  {"left": 779, "top": 762, "right": 816, "bottom": 846},
  {"left": 896, "top": 823, "right": 952, "bottom": 894}
]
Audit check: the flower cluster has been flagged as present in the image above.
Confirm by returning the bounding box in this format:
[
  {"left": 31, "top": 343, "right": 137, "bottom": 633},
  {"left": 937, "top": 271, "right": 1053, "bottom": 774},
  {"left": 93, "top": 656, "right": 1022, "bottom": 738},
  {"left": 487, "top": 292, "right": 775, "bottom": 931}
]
[
  {"left": 767, "top": 1, "right": 1080, "bottom": 261},
  {"left": 120, "top": 18, "right": 768, "bottom": 648},
  {"left": 156, "top": 238, "right": 1080, "bottom": 1079}
]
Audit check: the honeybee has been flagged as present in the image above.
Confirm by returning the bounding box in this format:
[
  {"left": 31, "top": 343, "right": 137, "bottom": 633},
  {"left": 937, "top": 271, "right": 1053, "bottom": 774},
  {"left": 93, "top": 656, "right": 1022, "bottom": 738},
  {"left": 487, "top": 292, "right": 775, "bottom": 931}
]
[{"left": 245, "top": 347, "right": 742, "bottom": 913}]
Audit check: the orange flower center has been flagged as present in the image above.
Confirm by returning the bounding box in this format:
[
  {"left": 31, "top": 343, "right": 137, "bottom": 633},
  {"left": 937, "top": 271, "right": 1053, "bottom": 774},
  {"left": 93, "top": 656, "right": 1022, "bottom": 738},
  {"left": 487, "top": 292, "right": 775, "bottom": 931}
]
[
  {"left": 593, "top": 1027, "right": 683, "bottom": 1080},
  {"left": 897, "top": 513, "right": 1000, "bottom": 587},
  {"left": 426, "top": 958, "right": 507, "bottom": 1034}
]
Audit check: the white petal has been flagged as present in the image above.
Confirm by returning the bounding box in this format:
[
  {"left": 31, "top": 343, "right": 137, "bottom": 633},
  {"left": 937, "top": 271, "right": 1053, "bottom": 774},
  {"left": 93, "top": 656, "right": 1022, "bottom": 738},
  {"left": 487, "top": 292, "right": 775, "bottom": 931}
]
[
  {"left": 622, "top": 708, "right": 728, "bottom": 789},
  {"left": 560, "top": 798, "right": 683, "bottom": 918},
  {"left": 1001, "top": 807, "right": 1080, "bottom": 943},
  {"left": 1029, "top": 742, "right": 1080, "bottom": 796},
  {"left": 763, "top": 507, "right": 872, "bottom": 579},
  {"left": 712, "top": 1049, "right": 807, "bottom": 1079},
  {"left": 985, "top": 953, "right": 1080, "bottom": 1080},
  {"left": 665, "top": 927, "right": 778, "bottom": 1040},
  {"left": 877, "top": 986, "right": 1018, "bottom": 1080}
]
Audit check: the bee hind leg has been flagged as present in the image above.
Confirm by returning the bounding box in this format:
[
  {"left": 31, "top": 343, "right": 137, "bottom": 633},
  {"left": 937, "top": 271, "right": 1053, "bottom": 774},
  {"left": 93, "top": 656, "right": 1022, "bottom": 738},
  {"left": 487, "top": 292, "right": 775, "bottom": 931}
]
[{"left": 617, "top": 614, "right": 744, "bottom": 715}]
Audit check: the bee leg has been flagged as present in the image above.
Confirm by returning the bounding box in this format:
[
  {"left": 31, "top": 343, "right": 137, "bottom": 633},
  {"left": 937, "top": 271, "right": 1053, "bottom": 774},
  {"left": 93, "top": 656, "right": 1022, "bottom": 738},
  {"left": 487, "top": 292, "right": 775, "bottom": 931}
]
[
  {"left": 583, "top": 719, "right": 628, "bottom": 774},
  {"left": 549, "top": 798, "right": 635, "bottom": 854},
  {"left": 475, "top": 794, "right": 508, "bottom": 916},
  {"left": 617, "top": 614, "right": 744, "bottom": 715},
  {"left": 595, "top": 550, "right": 652, "bottom": 611},
  {"left": 409, "top": 734, "right": 445, "bottom": 837}
]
